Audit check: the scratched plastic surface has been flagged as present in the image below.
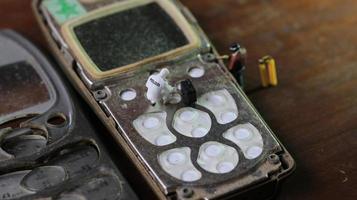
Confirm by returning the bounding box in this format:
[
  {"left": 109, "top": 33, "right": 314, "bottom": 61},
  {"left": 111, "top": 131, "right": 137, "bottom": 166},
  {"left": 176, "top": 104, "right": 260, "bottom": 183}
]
[
  {"left": 0, "top": 61, "right": 51, "bottom": 118},
  {"left": 0, "top": 145, "right": 98, "bottom": 199},
  {"left": 57, "top": 176, "right": 123, "bottom": 200},
  {"left": 0, "top": 128, "right": 47, "bottom": 160},
  {"left": 49, "top": 145, "right": 99, "bottom": 176},
  {"left": 0, "top": 30, "right": 138, "bottom": 200}
]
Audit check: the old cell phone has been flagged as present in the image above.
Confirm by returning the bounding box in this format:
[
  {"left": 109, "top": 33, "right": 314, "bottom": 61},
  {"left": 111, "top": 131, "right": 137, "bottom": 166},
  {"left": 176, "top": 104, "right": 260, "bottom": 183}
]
[
  {"left": 33, "top": 0, "right": 295, "bottom": 199},
  {"left": 0, "top": 30, "right": 138, "bottom": 200}
]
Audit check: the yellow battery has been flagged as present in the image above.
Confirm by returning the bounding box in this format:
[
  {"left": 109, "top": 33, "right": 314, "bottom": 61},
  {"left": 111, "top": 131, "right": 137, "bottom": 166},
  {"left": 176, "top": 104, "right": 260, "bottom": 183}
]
[{"left": 266, "top": 58, "right": 278, "bottom": 86}]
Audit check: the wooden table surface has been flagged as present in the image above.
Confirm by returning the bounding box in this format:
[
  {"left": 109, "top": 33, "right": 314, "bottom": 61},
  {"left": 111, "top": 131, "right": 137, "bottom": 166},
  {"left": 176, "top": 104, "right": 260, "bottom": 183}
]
[{"left": 0, "top": 0, "right": 356, "bottom": 199}]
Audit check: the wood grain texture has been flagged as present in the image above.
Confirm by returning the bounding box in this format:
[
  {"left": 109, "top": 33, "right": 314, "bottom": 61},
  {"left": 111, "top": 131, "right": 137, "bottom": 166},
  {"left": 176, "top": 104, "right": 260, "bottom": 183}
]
[{"left": 0, "top": 0, "right": 356, "bottom": 199}]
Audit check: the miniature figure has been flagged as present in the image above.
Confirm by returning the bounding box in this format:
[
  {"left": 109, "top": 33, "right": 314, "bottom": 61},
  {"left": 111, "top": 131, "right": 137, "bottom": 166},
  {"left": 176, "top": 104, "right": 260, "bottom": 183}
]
[
  {"left": 146, "top": 68, "right": 197, "bottom": 106},
  {"left": 228, "top": 43, "right": 247, "bottom": 88},
  {"left": 146, "top": 68, "right": 174, "bottom": 105}
]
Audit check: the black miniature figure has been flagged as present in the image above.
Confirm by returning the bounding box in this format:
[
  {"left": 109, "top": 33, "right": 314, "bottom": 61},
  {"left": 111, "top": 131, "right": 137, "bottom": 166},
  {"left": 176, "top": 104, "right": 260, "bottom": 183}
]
[
  {"left": 228, "top": 43, "right": 247, "bottom": 88},
  {"left": 178, "top": 79, "right": 197, "bottom": 106}
]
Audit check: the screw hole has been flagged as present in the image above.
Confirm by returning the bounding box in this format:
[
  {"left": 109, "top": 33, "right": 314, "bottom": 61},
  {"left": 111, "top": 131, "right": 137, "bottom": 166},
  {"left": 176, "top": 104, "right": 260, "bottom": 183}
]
[
  {"left": 268, "top": 154, "right": 280, "bottom": 164},
  {"left": 202, "top": 53, "right": 216, "bottom": 62},
  {"left": 94, "top": 90, "right": 107, "bottom": 100},
  {"left": 181, "top": 187, "right": 193, "bottom": 198},
  {"left": 47, "top": 113, "right": 67, "bottom": 127}
]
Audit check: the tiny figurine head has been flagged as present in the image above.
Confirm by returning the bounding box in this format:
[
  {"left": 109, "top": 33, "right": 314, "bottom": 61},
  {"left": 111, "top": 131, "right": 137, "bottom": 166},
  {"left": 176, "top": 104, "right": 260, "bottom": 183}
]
[
  {"left": 159, "top": 68, "right": 170, "bottom": 79},
  {"left": 229, "top": 43, "right": 241, "bottom": 53}
]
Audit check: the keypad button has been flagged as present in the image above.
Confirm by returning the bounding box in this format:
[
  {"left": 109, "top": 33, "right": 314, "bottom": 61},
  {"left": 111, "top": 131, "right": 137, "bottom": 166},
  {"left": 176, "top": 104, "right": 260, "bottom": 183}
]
[
  {"left": 173, "top": 107, "right": 211, "bottom": 138},
  {"left": 167, "top": 152, "right": 186, "bottom": 165},
  {"left": 134, "top": 112, "right": 177, "bottom": 146},
  {"left": 197, "top": 89, "right": 238, "bottom": 124},
  {"left": 181, "top": 170, "right": 201, "bottom": 182},
  {"left": 217, "top": 162, "right": 235, "bottom": 173},
  {"left": 158, "top": 147, "right": 201, "bottom": 182},
  {"left": 223, "top": 123, "right": 264, "bottom": 160},
  {"left": 197, "top": 142, "right": 238, "bottom": 174},
  {"left": 143, "top": 117, "right": 160, "bottom": 129},
  {"left": 246, "top": 146, "right": 263, "bottom": 159},
  {"left": 234, "top": 128, "right": 252, "bottom": 140}
]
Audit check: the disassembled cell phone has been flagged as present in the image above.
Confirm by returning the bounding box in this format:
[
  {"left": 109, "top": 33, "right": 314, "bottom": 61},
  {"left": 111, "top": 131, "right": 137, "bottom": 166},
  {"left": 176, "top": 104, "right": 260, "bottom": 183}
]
[
  {"left": 0, "top": 30, "right": 138, "bottom": 200},
  {"left": 33, "top": 0, "right": 295, "bottom": 199}
]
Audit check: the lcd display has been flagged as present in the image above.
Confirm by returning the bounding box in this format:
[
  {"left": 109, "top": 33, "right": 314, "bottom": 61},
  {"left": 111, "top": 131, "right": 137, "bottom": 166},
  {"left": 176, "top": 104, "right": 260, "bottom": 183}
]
[
  {"left": 73, "top": 2, "right": 189, "bottom": 71},
  {"left": 0, "top": 61, "right": 50, "bottom": 116}
]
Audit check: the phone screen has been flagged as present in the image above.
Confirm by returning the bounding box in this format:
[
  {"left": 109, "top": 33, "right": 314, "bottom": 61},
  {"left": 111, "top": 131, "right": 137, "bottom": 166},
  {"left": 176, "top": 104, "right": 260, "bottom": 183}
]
[
  {"left": 74, "top": 3, "right": 188, "bottom": 71},
  {"left": 0, "top": 61, "right": 50, "bottom": 116}
]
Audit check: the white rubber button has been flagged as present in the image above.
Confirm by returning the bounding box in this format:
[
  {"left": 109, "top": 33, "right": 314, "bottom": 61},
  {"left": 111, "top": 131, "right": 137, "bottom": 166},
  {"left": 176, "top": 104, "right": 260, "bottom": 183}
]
[
  {"left": 220, "top": 112, "right": 237, "bottom": 124},
  {"left": 191, "top": 127, "right": 208, "bottom": 137},
  {"left": 179, "top": 110, "right": 196, "bottom": 122},
  {"left": 167, "top": 152, "right": 186, "bottom": 165},
  {"left": 155, "top": 135, "right": 174, "bottom": 146},
  {"left": 120, "top": 89, "right": 137, "bottom": 101},
  {"left": 234, "top": 128, "right": 252, "bottom": 140},
  {"left": 188, "top": 67, "right": 205, "bottom": 78},
  {"left": 217, "top": 162, "right": 235, "bottom": 173},
  {"left": 246, "top": 146, "right": 263, "bottom": 159},
  {"left": 181, "top": 170, "right": 201, "bottom": 182},
  {"left": 205, "top": 144, "right": 222, "bottom": 157},
  {"left": 207, "top": 95, "right": 225, "bottom": 106},
  {"left": 143, "top": 117, "right": 160, "bottom": 129}
]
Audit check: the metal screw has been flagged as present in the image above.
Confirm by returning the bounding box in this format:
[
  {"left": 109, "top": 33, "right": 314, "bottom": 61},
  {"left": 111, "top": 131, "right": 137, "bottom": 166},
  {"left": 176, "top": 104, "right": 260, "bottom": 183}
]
[
  {"left": 202, "top": 53, "right": 216, "bottom": 62},
  {"left": 268, "top": 154, "right": 280, "bottom": 164},
  {"left": 94, "top": 90, "right": 107, "bottom": 100},
  {"left": 181, "top": 188, "right": 194, "bottom": 198}
]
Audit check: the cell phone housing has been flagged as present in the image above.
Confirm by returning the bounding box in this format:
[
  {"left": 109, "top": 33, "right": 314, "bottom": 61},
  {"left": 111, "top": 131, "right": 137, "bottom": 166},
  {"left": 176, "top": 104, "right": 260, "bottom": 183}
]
[
  {"left": 33, "top": 0, "right": 295, "bottom": 199},
  {"left": 0, "top": 30, "right": 138, "bottom": 200}
]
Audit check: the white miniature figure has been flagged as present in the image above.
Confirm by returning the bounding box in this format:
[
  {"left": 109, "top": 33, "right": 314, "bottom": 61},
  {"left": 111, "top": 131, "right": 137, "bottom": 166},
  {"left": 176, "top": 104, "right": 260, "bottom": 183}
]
[{"left": 146, "top": 68, "right": 175, "bottom": 105}]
